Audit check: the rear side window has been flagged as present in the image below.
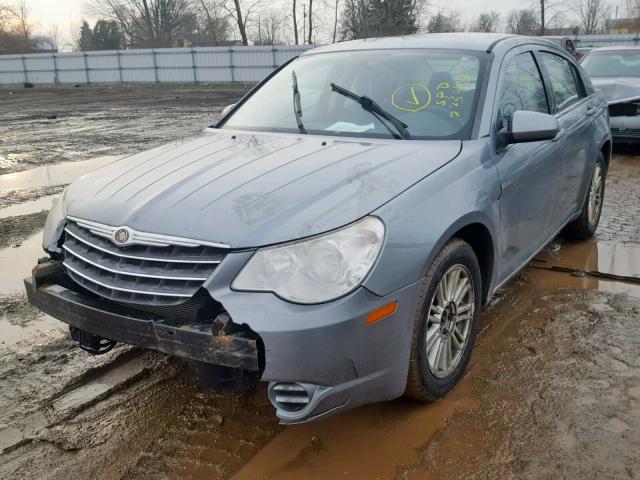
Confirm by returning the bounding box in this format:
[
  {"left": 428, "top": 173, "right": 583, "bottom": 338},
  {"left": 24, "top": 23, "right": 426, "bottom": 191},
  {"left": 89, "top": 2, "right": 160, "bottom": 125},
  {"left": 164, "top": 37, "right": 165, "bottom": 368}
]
[
  {"left": 499, "top": 52, "right": 549, "bottom": 124},
  {"left": 539, "top": 52, "right": 582, "bottom": 112}
]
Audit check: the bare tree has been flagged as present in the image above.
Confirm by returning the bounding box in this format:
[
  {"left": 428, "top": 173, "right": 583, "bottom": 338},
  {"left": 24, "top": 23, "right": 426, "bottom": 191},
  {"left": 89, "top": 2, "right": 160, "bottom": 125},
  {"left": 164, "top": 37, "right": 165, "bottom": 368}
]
[
  {"left": 198, "top": 0, "right": 232, "bottom": 45},
  {"left": 46, "top": 23, "right": 62, "bottom": 51},
  {"left": 506, "top": 9, "right": 538, "bottom": 34},
  {"left": 426, "top": 10, "right": 464, "bottom": 33},
  {"left": 574, "top": 0, "right": 609, "bottom": 34},
  {"left": 89, "top": 0, "right": 194, "bottom": 48},
  {"left": 222, "top": 0, "right": 263, "bottom": 45},
  {"left": 534, "top": 0, "right": 567, "bottom": 34},
  {"left": 253, "top": 8, "right": 286, "bottom": 44},
  {"left": 470, "top": 11, "right": 500, "bottom": 32},
  {"left": 9, "top": 0, "right": 33, "bottom": 51}
]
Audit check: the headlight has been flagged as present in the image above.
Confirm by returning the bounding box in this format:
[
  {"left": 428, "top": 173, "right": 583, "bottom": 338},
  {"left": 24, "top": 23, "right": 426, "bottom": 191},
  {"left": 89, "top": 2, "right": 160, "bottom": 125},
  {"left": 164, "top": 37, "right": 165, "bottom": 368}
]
[
  {"left": 42, "top": 187, "right": 68, "bottom": 253},
  {"left": 232, "top": 216, "right": 385, "bottom": 304}
]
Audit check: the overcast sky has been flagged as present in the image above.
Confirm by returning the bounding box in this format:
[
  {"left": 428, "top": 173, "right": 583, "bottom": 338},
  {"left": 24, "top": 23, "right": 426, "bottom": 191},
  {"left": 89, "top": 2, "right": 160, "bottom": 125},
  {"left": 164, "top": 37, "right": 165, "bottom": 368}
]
[{"left": 25, "top": 0, "right": 629, "bottom": 49}]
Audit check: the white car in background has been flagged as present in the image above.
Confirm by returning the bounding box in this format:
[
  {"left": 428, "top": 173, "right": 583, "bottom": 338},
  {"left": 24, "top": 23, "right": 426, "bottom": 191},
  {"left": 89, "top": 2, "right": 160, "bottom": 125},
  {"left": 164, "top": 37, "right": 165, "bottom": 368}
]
[{"left": 581, "top": 46, "right": 640, "bottom": 143}]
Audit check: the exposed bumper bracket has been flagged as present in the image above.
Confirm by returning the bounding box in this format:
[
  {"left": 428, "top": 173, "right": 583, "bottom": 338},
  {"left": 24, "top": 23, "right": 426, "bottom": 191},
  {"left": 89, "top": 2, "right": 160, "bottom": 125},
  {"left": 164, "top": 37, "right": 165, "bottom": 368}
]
[{"left": 25, "top": 262, "right": 260, "bottom": 371}]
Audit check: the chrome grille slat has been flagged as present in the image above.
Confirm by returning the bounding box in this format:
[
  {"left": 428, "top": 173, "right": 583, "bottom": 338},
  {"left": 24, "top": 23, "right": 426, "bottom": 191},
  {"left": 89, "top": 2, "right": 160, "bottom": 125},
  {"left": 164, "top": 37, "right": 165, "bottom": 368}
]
[
  {"left": 64, "top": 224, "right": 223, "bottom": 264},
  {"left": 67, "top": 216, "right": 230, "bottom": 249},
  {"left": 65, "top": 263, "right": 192, "bottom": 297},
  {"left": 62, "top": 243, "right": 211, "bottom": 281},
  {"left": 62, "top": 218, "right": 229, "bottom": 306}
]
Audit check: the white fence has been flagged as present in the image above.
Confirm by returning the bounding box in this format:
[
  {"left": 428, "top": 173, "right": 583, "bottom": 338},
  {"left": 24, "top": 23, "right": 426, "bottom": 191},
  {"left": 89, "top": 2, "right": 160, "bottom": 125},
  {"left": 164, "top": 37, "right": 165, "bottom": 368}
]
[
  {"left": 574, "top": 33, "right": 640, "bottom": 47},
  {"left": 1, "top": 34, "right": 639, "bottom": 86},
  {"left": 0, "top": 45, "right": 314, "bottom": 86}
]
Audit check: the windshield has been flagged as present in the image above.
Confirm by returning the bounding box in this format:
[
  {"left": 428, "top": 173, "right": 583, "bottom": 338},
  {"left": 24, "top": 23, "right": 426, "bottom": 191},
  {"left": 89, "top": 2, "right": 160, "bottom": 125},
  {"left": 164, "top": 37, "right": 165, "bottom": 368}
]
[
  {"left": 581, "top": 50, "right": 640, "bottom": 77},
  {"left": 220, "top": 50, "right": 485, "bottom": 140}
]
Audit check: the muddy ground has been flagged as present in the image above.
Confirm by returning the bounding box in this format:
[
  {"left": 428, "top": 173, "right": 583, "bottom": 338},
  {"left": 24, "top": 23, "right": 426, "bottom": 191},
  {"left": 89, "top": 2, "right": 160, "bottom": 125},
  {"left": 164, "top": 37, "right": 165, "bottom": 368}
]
[
  {"left": 0, "top": 85, "right": 639, "bottom": 480},
  {"left": 0, "top": 84, "right": 250, "bottom": 175}
]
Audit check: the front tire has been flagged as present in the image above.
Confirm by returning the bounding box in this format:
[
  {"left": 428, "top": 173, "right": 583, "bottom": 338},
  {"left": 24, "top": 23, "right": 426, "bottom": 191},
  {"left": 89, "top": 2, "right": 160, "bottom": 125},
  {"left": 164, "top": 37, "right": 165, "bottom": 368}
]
[
  {"left": 563, "top": 153, "right": 606, "bottom": 240},
  {"left": 405, "top": 239, "right": 481, "bottom": 401}
]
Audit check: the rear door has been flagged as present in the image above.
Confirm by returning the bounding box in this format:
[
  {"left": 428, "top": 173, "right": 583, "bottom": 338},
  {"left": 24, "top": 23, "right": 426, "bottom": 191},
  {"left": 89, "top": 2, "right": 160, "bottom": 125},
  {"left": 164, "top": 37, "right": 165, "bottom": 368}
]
[
  {"left": 492, "top": 48, "right": 564, "bottom": 281},
  {"left": 536, "top": 50, "right": 596, "bottom": 220}
]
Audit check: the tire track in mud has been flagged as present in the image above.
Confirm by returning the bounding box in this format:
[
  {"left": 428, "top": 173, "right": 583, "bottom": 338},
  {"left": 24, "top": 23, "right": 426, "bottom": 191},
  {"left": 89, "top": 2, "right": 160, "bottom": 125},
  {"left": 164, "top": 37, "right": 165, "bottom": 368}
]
[
  {"left": 0, "top": 338, "right": 192, "bottom": 479},
  {"left": 0, "top": 85, "right": 250, "bottom": 175}
]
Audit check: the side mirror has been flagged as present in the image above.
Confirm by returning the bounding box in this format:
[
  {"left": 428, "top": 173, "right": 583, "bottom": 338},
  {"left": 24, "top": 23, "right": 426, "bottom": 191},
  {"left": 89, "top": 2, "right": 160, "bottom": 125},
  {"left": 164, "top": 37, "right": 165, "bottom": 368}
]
[
  {"left": 221, "top": 103, "right": 236, "bottom": 116},
  {"left": 497, "top": 110, "right": 560, "bottom": 150}
]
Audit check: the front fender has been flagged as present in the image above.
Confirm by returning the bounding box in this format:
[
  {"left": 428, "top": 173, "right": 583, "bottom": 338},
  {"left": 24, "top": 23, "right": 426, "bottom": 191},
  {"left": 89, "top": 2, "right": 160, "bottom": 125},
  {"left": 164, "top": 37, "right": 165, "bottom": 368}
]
[{"left": 364, "top": 140, "right": 501, "bottom": 298}]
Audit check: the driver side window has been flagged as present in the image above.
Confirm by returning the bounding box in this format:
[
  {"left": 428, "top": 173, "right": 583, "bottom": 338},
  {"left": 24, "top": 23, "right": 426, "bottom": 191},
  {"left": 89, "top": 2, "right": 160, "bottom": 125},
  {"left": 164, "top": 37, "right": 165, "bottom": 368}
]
[{"left": 499, "top": 52, "right": 549, "bottom": 126}]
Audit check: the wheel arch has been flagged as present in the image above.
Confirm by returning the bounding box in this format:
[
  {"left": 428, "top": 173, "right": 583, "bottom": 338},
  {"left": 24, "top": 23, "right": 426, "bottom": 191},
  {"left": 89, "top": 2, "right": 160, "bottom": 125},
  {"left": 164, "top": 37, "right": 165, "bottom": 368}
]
[{"left": 424, "top": 214, "right": 498, "bottom": 305}]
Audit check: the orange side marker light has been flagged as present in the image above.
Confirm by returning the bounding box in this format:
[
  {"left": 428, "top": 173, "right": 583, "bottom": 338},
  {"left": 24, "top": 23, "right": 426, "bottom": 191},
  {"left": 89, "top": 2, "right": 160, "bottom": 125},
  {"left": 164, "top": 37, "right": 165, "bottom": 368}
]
[{"left": 366, "top": 301, "right": 398, "bottom": 326}]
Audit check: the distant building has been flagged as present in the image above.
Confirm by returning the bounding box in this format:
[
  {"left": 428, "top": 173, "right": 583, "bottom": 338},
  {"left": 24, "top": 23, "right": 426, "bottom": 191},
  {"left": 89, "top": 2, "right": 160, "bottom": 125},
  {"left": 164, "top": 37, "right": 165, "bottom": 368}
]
[{"left": 605, "top": 18, "right": 640, "bottom": 34}]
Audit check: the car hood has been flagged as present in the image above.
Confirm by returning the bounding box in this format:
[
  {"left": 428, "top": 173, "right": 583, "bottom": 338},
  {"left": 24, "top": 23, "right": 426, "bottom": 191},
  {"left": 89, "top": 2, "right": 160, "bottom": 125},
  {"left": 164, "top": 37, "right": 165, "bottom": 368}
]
[
  {"left": 592, "top": 77, "right": 640, "bottom": 105},
  {"left": 64, "top": 130, "right": 461, "bottom": 248}
]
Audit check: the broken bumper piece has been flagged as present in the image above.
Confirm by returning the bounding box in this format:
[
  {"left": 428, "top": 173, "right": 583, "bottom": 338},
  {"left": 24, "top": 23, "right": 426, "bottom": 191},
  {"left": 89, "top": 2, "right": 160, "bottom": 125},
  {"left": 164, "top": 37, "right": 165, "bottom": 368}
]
[{"left": 24, "top": 262, "right": 261, "bottom": 371}]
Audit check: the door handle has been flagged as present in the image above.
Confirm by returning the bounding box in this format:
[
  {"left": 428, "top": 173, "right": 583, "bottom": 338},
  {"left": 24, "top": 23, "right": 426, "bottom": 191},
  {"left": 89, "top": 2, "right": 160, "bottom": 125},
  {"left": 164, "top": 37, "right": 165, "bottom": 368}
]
[{"left": 586, "top": 106, "right": 599, "bottom": 116}]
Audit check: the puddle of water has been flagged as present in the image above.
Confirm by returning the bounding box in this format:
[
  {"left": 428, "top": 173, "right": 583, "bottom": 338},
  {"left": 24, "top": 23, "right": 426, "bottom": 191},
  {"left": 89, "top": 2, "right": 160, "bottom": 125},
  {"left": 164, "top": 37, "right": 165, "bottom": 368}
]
[
  {"left": 534, "top": 239, "right": 640, "bottom": 280},
  {"left": 527, "top": 268, "right": 640, "bottom": 299},
  {"left": 0, "top": 155, "right": 125, "bottom": 192},
  {"left": 0, "top": 232, "right": 44, "bottom": 292},
  {"left": 0, "top": 315, "right": 63, "bottom": 350},
  {"left": 0, "top": 195, "right": 56, "bottom": 219},
  {"left": 233, "top": 394, "right": 477, "bottom": 480}
]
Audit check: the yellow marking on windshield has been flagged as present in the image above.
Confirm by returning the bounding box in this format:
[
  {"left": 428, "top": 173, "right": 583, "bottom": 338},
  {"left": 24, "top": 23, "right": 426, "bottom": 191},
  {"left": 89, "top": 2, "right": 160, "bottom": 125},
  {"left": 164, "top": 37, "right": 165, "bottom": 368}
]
[{"left": 391, "top": 84, "right": 432, "bottom": 112}]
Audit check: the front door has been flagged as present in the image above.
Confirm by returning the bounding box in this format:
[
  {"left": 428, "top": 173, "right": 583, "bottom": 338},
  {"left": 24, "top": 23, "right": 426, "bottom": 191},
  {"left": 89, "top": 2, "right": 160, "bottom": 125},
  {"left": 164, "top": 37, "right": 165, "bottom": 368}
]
[{"left": 492, "top": 49, "right": 564, "bottom": 281}]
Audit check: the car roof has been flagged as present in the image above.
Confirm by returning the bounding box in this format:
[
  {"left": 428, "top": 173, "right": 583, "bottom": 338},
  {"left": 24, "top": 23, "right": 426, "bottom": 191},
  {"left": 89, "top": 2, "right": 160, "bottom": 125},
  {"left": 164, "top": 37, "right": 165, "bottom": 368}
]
[{"left": 302, "top": 33, "right": 558, "bottom": 56}]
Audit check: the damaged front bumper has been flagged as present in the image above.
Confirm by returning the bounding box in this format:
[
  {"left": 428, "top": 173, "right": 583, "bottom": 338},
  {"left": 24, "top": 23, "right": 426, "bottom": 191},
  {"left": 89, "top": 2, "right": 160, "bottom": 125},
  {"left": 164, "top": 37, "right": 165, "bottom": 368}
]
[
  {"left": 609, "top": 115, "right": 640, "bottom": 142},
  {"left": 26, "top": 256, "right": 421, "bottom": 423},
  {"left": 24, "top": 261, "right": 261, "bottom": 371}
]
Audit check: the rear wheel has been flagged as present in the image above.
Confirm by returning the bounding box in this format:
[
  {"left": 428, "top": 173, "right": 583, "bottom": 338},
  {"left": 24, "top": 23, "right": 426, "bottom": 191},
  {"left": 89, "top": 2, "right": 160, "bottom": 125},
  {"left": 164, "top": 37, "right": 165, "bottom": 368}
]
[
  {"left": 564, "top": 153, "right": 606, "bottom": 240},
  {"left": 405, "top": 239, "right": 481, "bottom": 401}
]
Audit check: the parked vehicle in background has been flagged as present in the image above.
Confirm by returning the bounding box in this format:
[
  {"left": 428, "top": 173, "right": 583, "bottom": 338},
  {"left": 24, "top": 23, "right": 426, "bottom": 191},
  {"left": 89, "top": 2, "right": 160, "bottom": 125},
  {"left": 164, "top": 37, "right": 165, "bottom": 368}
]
[
  {"left": 542, "top": 36, "right": 579, "bottom": 60},
  {"left": 576, "top": 46, "right": 593, "bottom": 61},
  {"left": 582, "top": 46, "right": 640, "bottom": 144},
  {"left": 26, "top": 33, "right": 610, "bottom": 424}
]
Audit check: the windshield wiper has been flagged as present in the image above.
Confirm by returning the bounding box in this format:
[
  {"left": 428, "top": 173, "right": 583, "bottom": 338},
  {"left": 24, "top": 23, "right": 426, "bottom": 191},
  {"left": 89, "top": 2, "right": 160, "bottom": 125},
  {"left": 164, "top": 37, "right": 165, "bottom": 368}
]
[
  {"left": 292, "top": 71, "right": 307, "bottom": 134},
  {"left": 330, "top": 82, "right": 411, "bottom": 139}
]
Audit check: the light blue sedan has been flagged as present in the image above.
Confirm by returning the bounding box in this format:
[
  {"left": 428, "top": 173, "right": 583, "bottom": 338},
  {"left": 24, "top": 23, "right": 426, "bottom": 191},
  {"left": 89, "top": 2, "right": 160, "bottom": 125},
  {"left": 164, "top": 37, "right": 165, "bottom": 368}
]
[{"left": 27, "top": 33, "right": 610, "bottom": 423}]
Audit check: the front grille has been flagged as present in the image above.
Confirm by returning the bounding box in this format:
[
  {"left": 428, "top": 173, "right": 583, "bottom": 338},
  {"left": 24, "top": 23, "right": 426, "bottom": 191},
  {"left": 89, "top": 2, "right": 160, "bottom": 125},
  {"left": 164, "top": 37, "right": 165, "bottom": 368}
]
[
  {"left": 62, "top": 218, "right": 228, "bottom": 306},
  {"left": 611, "top": 127, "right": 640, "bottom": 138}
]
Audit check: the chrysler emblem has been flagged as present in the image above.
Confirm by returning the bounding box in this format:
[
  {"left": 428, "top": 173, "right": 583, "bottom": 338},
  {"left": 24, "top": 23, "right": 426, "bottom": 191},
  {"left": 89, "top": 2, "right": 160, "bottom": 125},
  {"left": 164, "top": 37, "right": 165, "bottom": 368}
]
[{"left": 114, "top": 228, "right": 130, "bottom": 244}]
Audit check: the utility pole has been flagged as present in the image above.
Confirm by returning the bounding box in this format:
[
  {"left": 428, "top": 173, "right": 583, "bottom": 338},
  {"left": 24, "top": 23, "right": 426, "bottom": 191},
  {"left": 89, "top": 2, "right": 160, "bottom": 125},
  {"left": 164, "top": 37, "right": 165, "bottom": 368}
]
[
  {"left": 540, "top": 0, "right": 545, "bottom": 35},
  {"left": 303, "top": 4, "right": 307, "bottom": 43},
  {"left": 308, "top": 0, "right": 313, "bottom": 44},
  {"left": 293, "top": 0, "right": 299, "bottom": 45}
]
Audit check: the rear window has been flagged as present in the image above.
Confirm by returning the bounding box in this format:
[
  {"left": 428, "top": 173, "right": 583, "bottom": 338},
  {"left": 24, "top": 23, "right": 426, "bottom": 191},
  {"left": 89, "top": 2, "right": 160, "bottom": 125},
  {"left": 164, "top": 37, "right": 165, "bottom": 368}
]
[
  {"left": 581, "top": 50, "right": 640, "bottom": 77},
  {"left": 540, "top": 52, "right": 582, "bottom": 111}
]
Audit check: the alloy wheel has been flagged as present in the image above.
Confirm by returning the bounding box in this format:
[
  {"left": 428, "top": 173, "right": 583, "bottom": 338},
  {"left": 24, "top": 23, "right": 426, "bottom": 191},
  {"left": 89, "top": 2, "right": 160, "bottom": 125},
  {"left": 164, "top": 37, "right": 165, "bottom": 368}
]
[
  {"left": 588, "top": 163, "right": 604, "bottom": 227},
  {"left": 425, "top": 264, "right": 475, "bottom": 379}
]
